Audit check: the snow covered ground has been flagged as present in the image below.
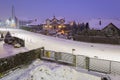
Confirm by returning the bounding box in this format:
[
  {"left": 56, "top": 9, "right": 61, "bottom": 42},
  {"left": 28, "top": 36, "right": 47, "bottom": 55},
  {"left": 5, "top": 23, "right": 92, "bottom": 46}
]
[
  {"left": 0, "top": 28, "right": 120, "bottom": 62},
  {"left": 0, "top": 59, "right": 102, "bottom": 80},
  {"left": 0, "top": 28, "right": 120, "bottom": 80},
  {"left": 0, "top": 41, "right": 29, "bottom": 58},
  {"left": 1, "top": 59, "right": 120, "bottom": 80}
]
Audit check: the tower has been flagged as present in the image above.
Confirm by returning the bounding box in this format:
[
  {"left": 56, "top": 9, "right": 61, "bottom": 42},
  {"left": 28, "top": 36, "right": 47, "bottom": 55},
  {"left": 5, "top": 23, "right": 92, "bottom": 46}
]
[
  {"left": 12, "top": 5, "right": 15, "bottom": 19},
  {"left": 10, "top": 5, "right": 19, "bottom": 28}
]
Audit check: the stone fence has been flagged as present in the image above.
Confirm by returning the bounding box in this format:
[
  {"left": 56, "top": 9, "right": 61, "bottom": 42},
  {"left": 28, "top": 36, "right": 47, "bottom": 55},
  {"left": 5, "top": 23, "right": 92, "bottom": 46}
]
[{"left": 0, "top": 48, "right": 41, "bottom": 73}]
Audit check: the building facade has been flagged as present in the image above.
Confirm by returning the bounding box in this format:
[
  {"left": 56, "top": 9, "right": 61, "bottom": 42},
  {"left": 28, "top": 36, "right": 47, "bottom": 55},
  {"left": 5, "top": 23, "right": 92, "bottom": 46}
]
[
  {"left": 43, "top": 16, "right": 66, "bottom": 31},
  {"left": 102, "top": 23, "right": 120, "bottom": 37}
]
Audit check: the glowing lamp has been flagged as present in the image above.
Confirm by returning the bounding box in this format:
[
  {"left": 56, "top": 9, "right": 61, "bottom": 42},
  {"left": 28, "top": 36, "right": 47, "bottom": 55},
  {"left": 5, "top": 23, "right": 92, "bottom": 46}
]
[
  {"left": 58, "top": 25, "right": 62, "bottom": 28},
  {"left": 45, "top": 25, "right": 48, "bottom": 28},
  {"left": 49, "top": 25, "right": 52, "bottom": 28}
]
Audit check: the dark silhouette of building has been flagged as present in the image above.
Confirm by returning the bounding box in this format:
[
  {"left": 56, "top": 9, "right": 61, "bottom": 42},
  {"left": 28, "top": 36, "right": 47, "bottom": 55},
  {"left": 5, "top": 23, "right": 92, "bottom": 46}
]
[{"left": 102, "top": 23, "right": 120, "bottom": 37}]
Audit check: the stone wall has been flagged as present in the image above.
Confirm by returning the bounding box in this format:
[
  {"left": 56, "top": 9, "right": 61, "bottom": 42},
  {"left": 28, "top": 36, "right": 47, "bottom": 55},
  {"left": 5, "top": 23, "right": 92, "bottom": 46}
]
[{"left": 0, "top": 48, "right": 41, "bottom": 73}]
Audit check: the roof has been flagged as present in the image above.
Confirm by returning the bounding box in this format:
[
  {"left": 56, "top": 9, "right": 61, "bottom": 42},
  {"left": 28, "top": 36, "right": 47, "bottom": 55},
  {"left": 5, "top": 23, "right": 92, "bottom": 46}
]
[
  {"left": 79, "top": 18, "right": 120, "bottom": 30},
  {"left": 102, "top": 23, "right": 120, "bottom": 31}
]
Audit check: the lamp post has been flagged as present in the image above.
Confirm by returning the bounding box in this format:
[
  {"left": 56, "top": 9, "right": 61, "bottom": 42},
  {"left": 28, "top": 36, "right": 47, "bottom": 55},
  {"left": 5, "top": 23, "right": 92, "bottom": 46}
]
[{"left": 72, "top": 49, "right": 75, "bottom": 55}]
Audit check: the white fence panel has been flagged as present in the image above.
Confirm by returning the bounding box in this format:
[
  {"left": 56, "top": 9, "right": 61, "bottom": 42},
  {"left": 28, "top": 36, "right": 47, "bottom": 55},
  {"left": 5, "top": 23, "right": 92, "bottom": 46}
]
[
  {"left": 89, "top": 58, "right": 110, "bottom": 73},
  {"left": 76, "top": 55, "right": 86, "bottom": 68},
  {"left": 60, "top": 52, "right": 74, "bottom": 64},
  {"left": 111, "top": 61, "right": 120, "bottom": 75}
]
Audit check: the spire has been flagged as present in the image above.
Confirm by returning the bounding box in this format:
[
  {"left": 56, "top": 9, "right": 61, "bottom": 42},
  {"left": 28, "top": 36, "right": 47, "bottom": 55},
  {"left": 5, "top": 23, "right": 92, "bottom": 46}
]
[
  {"left": 11, "top": 5, "right": 19, "bottom": 28},
  {"left": 12, "top": 5, "right": 15, "bottom": 19}
]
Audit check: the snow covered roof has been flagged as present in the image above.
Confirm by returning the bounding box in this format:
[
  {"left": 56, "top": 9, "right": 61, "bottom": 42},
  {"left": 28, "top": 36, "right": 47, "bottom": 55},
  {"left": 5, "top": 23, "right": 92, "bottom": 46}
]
[
  {"left": 88, "top": 18, "right": 120, "bottom": 30},
  {"left": 102, "top": 23, "right": 120, "bottom": 31}
]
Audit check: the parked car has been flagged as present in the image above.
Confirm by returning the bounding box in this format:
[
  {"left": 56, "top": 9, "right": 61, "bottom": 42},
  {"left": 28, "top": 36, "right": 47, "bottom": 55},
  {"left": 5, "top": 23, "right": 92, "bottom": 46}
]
[{"left": 14, "top": 43, "right": 21, "bottom": 48}]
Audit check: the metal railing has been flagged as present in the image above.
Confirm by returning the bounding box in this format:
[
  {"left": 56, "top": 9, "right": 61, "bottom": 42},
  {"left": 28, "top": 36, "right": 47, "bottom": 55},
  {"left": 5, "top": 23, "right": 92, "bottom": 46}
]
[{"left": 40, "top": 48, "right": 120, "bottom": 75}]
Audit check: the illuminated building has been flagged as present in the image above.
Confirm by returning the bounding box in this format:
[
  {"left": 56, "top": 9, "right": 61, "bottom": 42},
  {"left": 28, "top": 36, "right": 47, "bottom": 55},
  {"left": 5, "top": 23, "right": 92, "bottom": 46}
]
[
  {"left": 1, "top": 5, "right": 19, "bottom": 28},
  {"left": 43, "top": 16, "right": 66, "bottom": 30},
  {"left": 9, "top": 5, "right": 19, "bottom": 28}
]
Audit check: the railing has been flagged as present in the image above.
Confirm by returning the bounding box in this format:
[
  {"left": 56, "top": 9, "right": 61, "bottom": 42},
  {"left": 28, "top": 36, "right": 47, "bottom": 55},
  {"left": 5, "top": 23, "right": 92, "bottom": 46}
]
[
  {"left": 40, "top": 48, "right": 120, "bottom": 76},
  {"left": 0, "top": 47, "right": 120, "bottom": 77}
]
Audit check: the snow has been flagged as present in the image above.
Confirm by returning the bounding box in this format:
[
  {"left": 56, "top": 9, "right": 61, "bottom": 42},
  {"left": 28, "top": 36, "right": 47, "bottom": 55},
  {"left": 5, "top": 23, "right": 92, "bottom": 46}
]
[
  {"left": 0, "top": 41, "right": 28, "bottom": 58},
  {"left": 0, "top": 28, "right": 120, "bottom": 62},
  {"left": 1, "top": 19, "right": 120, "bottom": 80},
  {"left": 27, "top": 66, "right": 101, "bottom": 80},
  {"left": 1, "top": 59, "right": 120, "bottom": 80},
  {"left": 0, "top": 59, "right": 101, "bottom": 80}
]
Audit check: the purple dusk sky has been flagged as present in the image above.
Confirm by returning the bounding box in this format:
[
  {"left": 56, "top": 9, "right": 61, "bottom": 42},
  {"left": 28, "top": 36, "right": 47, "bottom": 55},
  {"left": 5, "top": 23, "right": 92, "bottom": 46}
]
[{"left": 0, "top": 0, "right": 120, "bottom": 22}]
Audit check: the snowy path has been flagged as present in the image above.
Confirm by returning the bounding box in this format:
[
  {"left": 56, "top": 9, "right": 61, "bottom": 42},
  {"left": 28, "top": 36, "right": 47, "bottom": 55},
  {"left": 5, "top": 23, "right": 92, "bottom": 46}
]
[{"left": 0, "top": 28, "right": 120, "bottom": 62}]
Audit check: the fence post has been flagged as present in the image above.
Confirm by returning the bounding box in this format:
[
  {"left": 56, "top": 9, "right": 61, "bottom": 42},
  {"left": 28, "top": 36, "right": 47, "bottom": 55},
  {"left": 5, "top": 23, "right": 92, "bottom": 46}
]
[
  {"left": 109, "top": 61, "right": 111, "bottom": 74},
  {"left": 85, "top": 57, "right": 90, "bottom": 70},
  {"left": 54, "top": 52, "right": 58, "bottom": 62},
  {"left": 58, "top": 52, "right": 61, "bottom": 60},
  {"left": 40, "top": 47, "right": 44, "bottom": 59},
  {"left": 73, "top": 55, "right": 77, "bottom": 67}
]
